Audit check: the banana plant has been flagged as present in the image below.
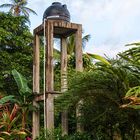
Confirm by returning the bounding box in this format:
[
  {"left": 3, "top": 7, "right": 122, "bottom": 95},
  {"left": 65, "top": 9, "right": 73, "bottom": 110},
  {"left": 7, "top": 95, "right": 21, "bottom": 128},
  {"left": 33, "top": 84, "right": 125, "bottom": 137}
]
[
  {"left": 0, "top": 86, "right": 28, "bottom": 139},
  {"left": 0, "top": 69, "right": 34, "bottom": 136},
  {"left": 12, "top": 69, "right": 32, "bottom": 97},
  {"left": 11, "top": 69, "right": 34, "bottom": 130}
]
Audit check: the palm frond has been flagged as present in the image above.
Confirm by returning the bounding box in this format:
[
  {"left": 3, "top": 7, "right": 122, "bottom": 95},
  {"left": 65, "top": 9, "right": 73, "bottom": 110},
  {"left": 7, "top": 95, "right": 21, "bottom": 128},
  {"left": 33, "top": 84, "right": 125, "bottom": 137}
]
[
  {"left": 0, "top": 4, "right": 13, "bottom": 8},
  {"left": 21, "top": 8, "right": 29, "bottom": 17},
  {"left": 22, "top": 7, "right": 37, "bottom": 15},
  {"left": 125, "top": 86, "right": 140, "bottom": 98},
  {"left": 67, "top": 35, "right": 75, "bottom": 55},
  {"left": 9, "top": 6, "right": 15, "bottom": 13},
  {"left": 19, "top": 0, "right": 28, "bottom": 6},
  {"left": 82, "top": 34, "right": 91, "bottom": 49},
  {"left": 87, "top": 53, "right": 111, "bottom": 66},
  {"left": 53, "top": 48, "right": 60, "bottom": 60},
  {"left": 126, "top": 42, "right": 140, "bottom": 46}
]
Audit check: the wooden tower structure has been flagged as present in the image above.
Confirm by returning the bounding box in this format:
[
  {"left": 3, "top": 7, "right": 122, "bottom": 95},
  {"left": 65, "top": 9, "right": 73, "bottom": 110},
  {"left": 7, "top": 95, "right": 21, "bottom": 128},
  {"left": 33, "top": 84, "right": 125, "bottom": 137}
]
[{"left": 32, "top": 2, "right": 83, "bottom": 140}]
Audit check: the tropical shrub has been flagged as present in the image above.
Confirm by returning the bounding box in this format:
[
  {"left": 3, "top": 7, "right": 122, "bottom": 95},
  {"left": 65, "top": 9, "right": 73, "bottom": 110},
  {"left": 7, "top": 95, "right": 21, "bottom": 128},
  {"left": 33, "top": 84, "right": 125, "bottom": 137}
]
[{"left": 56, "top": 51, "right": 140, "bottom": 139}]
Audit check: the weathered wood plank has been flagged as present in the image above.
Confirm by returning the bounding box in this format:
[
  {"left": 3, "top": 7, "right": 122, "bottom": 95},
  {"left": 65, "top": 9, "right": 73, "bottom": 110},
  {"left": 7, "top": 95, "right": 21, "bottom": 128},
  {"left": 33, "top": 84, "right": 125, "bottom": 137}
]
[
  {"left": 34, "top": 24, "right": 44, "bottom": 35},
  {"left": 75, "top": 25, "right": 84, "bottom": 132},
  {"left": 53, "top": 20, "right": 81, "bottom": 30},
  {"left": 34, "top": 20, "right": 82, "bottom": 35},
  {"left": 34, "top": 91, "right": 62, "bottom": 102},
  {"left": 75, "top": 25, "right": 83, "bottom": 71},
  {"left": 33, "top": 35, "right": 40, "bottom": 93},
  {"left": 61, "top": 37, "right": 68, "bottom": 135},
  {"left": 32, "top": 34, "right": 40, "bottom": 140},
  {"left": 45, "top": 20, "right": 54, "bottom": 130}
]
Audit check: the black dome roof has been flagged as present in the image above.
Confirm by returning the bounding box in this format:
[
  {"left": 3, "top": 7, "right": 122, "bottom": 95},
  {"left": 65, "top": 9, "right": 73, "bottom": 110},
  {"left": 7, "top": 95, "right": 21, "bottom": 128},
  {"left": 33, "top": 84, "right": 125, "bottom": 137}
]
[{"left": 43, "top": 2, "right": 70, "bottom": 22}]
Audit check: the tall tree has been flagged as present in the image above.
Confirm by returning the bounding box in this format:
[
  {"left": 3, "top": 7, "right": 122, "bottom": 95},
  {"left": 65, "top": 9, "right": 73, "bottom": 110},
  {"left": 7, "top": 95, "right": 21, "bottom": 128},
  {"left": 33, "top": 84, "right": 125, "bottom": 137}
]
[
  {"left": 0, "top": 12, "right": 33, "bottom": 95},
  {"left": 0, "top": 0, "right": 37, "bottom": 17}
]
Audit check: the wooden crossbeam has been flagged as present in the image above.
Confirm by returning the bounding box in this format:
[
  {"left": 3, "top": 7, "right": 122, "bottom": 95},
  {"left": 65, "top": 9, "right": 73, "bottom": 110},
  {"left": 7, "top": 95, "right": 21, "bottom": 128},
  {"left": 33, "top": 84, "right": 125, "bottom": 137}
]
[
  {"left": 33, "top": 20, "right": 82, "bottom": 38},
  {"left": 34, "top": 91, "right": 62, "bottom": 101}
]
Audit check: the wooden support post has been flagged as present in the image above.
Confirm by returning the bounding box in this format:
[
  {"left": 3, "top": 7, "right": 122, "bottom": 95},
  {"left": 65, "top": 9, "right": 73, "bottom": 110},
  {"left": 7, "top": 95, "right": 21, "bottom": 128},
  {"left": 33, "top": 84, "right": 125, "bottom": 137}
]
[
  {"left": 32, "top": 34, "right": 40, "bottom": 140},
  {"left": 61, "top": 37, "right": 68, "bottom": 136},
  {"left": 75, "top": 25, "right": 84, "bottom": 132},
  {"left": 45, "top": 20, "right": 54, "bottom": 130},
  {"left": 75, "top": 25, "right": 83, "bottom": 72}
]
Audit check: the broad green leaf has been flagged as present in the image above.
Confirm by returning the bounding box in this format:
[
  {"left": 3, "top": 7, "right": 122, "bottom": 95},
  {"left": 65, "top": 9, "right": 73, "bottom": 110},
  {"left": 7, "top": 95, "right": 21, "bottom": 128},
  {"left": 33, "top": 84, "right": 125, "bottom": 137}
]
[
  {"left": 12, "top": 69, "right": 32, "bottom": 96},
  {"left": 86, "top": 53, "right": 111, "bottom": 66},
  {"left": 0, "top": 95, "right": 16, "bottom": 105}
]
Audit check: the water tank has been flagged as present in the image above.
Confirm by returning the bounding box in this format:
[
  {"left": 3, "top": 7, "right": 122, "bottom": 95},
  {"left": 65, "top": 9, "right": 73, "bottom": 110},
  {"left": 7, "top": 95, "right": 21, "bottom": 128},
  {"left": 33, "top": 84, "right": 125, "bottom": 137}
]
[{"left": 43, "top": 2, "right": 70, "bottom": 22}]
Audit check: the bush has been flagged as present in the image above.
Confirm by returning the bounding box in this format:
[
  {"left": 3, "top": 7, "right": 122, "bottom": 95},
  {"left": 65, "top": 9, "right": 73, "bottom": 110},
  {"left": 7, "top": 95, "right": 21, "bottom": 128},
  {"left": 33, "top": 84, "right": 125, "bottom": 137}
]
[{"left": 35, "top": 128, "right": 92, "bottom": 140}]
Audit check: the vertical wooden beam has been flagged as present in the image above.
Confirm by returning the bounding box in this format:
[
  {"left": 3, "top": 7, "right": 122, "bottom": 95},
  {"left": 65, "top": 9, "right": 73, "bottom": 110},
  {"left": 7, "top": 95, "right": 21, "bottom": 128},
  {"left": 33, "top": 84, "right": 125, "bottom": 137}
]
[
  {"left": 61, "top": 37, "right": 68, "bottom": 136},
  {"left": 32, "top": 34, "right": 40, "bottom": 140},
  {"left": 75, "top": 25, "right": 84, "bottom": 132},
  {"left": 45, "top": 20, "right": 54, "bottom": 130},
  {"left": 75, "top": 25, "right": 83, "bottom": 71}
]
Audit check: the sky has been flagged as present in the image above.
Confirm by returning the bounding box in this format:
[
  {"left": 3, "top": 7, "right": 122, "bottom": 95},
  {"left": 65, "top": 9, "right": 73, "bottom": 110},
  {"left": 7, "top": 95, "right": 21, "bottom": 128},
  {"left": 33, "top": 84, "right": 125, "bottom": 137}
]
[{"left": 0, "top": 0, "right": 140, "bottom": 57}]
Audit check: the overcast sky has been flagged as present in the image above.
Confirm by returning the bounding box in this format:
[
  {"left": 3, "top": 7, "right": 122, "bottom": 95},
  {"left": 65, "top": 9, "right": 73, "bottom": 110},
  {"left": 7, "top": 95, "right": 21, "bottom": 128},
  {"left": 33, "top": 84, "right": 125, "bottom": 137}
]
[{"left": 0, "top": 0, "right": 140, "bottom": 57}]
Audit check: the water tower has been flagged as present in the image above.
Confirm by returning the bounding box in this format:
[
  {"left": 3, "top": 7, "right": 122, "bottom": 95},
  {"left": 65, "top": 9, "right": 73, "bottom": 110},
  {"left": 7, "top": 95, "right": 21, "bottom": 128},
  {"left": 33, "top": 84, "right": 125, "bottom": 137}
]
[{"left": 32, "top": 2, "right": 83, "bottom": 139}]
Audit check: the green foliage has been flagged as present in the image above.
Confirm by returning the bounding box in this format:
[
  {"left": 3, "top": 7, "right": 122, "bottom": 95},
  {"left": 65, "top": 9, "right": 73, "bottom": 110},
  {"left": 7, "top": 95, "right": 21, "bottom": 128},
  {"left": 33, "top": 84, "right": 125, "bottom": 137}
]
[
  {"left": 12, "top": 69, "right": 32, "bottom": 96},
  {"left": 121, "top": 43, "right": 140, "bottom": 110},
  {"left": 0, "top": 12, "right": 33, "bottom": 94},
  {"left": 119, "top": 43, "right": 140, "bottom": 67},
  {"left": 0, "top": 0, "right": 37, "bottom": 17},
  {"left": 62, "top": 133, "right": 91, "bottom": 140},
  {"left": 86, "top": 53, "right": 111, "bottom": 66},
  {"left": 125, "top": 86, "right": 140, "bottom": 97},
  {"left": 0, "top": 95, "right": 16, "bottom": 105},
  {"left": 56, "top": 55, "right": 140, "bottom": 139},
  {"left": 11, "top": 69, "right": 35, "bottom": 131},
  {"left": 36, "top": 128, "right": 92, "bottom": 140},
  {"left": 0, "top": 13, "right": 32, "bottom": 48},
  {"left": 0, "top": 10, "right": 33, "bottom": 140},
  {"left": 0, "top": 104, "right": 27, "bottom": 140},
  {"left": 0, "top": 70, "right": 33, "bottom": 139}
]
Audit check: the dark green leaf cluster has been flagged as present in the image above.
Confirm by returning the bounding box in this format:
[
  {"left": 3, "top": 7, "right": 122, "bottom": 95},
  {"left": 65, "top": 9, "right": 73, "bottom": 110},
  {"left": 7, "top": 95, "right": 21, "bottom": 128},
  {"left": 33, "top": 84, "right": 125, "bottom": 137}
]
[
  {"left": 56, "top": 54, "right": 140, "bottom": 139},
  {"left": 0, "top": 12, "right": 33, "bottom": 94}
]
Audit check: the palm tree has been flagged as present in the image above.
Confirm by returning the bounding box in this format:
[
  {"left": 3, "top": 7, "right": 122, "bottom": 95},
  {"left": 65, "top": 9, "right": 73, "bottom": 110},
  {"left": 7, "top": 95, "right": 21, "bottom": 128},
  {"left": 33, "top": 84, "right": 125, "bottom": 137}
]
[
  {"left": 67, "top": 34, "right": 91, "bottom": 56},
  {"left": 0, "top": 0, "right": 37, "bottom": 17}
]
